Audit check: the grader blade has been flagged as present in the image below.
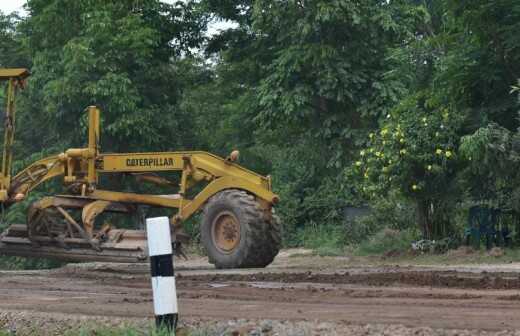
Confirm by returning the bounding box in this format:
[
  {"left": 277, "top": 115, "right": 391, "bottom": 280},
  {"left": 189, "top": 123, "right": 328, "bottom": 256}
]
[
  {"left": 82, "top": 200, "right": 112, "bottom": 236},
  {"left": 0, "top": 224, "right": 148, "bottom": 263}
]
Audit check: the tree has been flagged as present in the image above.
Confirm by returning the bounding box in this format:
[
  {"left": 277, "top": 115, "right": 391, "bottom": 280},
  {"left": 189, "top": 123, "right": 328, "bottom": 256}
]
[
  {"left": 19, "top": 0, "right": 207, "bottom": 153},
  {"left": 252, "top": 0, "right": 423, "bottom": 166},
  {"left": 0, "top": 12, "right": 29, "bottom": 68},
  {"left": 357, "top": 91, "right": 463, "bottom": 239},
  {"left": 197, "top": 1, "right": 426, "bottom": 242}
]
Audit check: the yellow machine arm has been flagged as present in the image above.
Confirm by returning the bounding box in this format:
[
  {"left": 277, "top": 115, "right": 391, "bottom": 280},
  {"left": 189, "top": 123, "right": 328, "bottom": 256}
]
[
  {"left": 2, "top": 106, "right": 279, "bottom": 224},
  {"left": 0, "top": 69, "right": 30, "bottom": 201}
]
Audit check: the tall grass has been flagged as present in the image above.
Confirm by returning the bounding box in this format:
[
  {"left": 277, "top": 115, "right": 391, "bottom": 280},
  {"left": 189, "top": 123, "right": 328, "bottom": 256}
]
[
  {"left": 295, "top": 222, "right": 346, "bottom": 256},
  {"left": 355, "top": 228, "right": 418, "bottom": 256}
]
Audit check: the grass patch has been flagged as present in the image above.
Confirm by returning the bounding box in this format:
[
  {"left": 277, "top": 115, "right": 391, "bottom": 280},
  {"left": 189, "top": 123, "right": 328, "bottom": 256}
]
[
  {"left": 355, "top": 228, "right": 418, "bottom": 256},
  {"left": 295, "top": 223, "right": 346, "bottom": 256},
  {"left": 0, "top": 256, "right": 64, "bottom": 270},
  {"left": 391, "top": 247, "right": 520, "bottom": 265}
]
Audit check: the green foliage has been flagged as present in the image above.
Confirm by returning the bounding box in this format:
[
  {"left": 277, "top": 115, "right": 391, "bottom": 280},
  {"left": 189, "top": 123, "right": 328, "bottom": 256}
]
[
  {"left": 347, "top": 193, "right": 416, "bottom": 244},
  {"left": 259, "top": 141, "right": 347, "bottom": 246},
  {"left": 356, "top": 228, "right": 418, "bottom": 256},
  {"left": 460, "top": 124, "right": 520, "bottom": 211},
  {"left": 349, "top": 90, "right": 463, "bottom": 239},
  {"left": 0, "top": 12, "right": 29, "bottom": 67},
  {"left": 21, "top": 0, "right": 205, "bottom": 152},
  {"left": 295, "top": 222, "right": 346, "bottom": 256},
  {"left": 251, "top": 0, "right": 422, "bottom": 167},
  {"left": 0, "top": 256, "right": 62, "bottom": 270},
  {"left": 356, "top": 91, "right": 462, "bottom": 199}
]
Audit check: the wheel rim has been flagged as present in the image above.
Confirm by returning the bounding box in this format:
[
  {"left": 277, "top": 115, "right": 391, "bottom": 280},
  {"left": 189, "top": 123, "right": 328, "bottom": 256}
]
[{"left": 211, "top": 211, "right": 241, "bottom": 254}]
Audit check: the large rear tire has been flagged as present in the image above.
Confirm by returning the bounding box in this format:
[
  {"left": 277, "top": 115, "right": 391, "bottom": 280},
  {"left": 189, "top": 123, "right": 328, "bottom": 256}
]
[{"left": 201, "top": 189, "right": 281, "bottom": 269}]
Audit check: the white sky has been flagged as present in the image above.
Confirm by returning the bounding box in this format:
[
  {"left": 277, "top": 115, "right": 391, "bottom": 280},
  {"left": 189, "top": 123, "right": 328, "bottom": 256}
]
[{"left": 0, "top": 0, "right": 26, "bottom": 14}]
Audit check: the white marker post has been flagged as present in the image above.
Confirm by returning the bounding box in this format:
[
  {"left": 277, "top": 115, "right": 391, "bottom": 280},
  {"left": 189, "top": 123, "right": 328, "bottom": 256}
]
[{"left": 146, "top": 217, "right": 178, "bottom": 331}]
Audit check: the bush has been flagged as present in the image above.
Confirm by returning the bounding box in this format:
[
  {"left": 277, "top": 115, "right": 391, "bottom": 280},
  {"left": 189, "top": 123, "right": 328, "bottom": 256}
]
[
  {"left": 346, "top": 193, "right": 416, "bottom": 244},
  {"left": 356, "top": 228, "right": 418, "bottom": 256},
  {"left": 353, "top": 92, "right": 463, "bottom": 239},
  {"left": 295, "top": 222, "right": 346, "bottom": 256}
]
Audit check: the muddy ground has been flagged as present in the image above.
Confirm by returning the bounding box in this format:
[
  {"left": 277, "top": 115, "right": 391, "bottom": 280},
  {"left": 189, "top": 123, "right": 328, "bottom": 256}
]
[{"left": 1, "top": 250, "right": 520, "bottom": 335}]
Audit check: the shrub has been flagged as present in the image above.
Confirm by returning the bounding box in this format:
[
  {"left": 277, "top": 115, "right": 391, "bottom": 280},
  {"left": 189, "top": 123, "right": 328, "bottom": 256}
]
[
  {"left": 295, "top": 222, "right": 346, "bottom": 256},
  {"left": 354, "top": 92, "right": 463, "bottom": 239},
  {"left": 356, "top": 228, "right": 418, "bottom": 256},
  {"left": 346, "top": 192, "right": 416, "bottom": 244}
]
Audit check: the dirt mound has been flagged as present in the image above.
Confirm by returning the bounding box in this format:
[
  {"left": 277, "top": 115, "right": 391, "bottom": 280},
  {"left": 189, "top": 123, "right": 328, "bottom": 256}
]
[{"left": 487, "top": 247, "right": 505, "bottom": 258}]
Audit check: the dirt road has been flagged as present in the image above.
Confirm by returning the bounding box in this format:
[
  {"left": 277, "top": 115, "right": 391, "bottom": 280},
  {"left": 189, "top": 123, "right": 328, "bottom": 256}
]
[{"left": 1, "top": 251, "right": 520, "bottom": 335}]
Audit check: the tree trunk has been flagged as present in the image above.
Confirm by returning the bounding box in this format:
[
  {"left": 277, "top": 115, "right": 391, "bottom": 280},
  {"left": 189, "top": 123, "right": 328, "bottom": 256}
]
[{"left": 417, "top": 199, "right": 433, "bottom": 240}]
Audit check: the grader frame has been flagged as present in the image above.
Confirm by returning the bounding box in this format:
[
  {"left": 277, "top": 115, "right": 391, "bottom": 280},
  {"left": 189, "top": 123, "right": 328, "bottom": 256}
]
[{"left": 0, "top": 68, "right": 281, "bottom": 268}]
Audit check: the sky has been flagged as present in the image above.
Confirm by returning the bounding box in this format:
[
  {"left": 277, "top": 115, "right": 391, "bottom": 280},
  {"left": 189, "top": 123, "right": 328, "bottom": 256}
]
[{"left": 0, "top": 0, "right": 26, "bottom": 14}]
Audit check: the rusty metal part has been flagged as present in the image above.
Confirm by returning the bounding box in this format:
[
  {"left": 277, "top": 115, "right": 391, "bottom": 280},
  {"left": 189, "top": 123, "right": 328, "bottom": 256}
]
[
  {"left": 23, "top": 196, "right": 138, "bottom": 256},
  {"left": 130, "top": 173, "right": 176, "bottom": 187},
  {"left": 27, "top": 203, "right": 66, "bottom": 242},
  {"left": 212, "top": 211, "right": 241, "bottom": 254},
  {"left": 55, "top": 205, "right": 100, "bottom": 251}
]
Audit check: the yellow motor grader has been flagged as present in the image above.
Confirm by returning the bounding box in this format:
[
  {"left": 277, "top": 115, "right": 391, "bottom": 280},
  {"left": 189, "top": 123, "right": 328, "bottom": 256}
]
[{"left": 0, "top": 68, "right": 281, "bottom": 268}]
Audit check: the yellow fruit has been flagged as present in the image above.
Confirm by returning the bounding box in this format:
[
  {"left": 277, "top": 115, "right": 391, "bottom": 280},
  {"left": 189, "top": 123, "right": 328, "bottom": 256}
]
[
  {"left": 445, "top": 151, "right": 452, "bottom": 158},
  {"left": 436, "top": 149, "right": 442, "bottom": 155},
  {"left": 360, "top": 150, "right": 366, "bottom": 156},
  {"left": 427, "top": 165, "right": 432, "bottom": 171},
  {"left": 356, "top": 161, "right": 362, "bottom": 166},
  {"left": 412, "top": 184, "right": 418, "bottom": 190}
]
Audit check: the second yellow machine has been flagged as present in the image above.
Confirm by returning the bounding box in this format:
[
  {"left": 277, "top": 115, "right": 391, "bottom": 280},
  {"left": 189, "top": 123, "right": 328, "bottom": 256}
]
[{"left": 0, "top": 68, "right": 281, "bottom": 268}]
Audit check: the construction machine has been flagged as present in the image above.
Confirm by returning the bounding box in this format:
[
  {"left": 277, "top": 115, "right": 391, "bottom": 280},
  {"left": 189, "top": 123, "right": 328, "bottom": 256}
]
[{"left": 0, "top": 68, "right": 281, "bottom": 268}]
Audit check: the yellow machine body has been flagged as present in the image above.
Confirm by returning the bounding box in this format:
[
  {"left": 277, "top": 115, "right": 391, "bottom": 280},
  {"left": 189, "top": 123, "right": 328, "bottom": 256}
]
[{"left": 0, "top": 69, "right": 281, "bottom": 267}]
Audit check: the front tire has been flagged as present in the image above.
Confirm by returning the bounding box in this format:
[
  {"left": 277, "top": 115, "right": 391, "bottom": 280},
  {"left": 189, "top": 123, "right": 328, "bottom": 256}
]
[{"left": 201, "top": 189, "right": 281, "bottom": 269}]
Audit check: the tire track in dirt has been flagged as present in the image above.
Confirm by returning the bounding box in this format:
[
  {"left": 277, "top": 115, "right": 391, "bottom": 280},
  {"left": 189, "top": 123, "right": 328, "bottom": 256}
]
[{"left": 0, "top": 263, "right": 520, "bottom": 331}]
